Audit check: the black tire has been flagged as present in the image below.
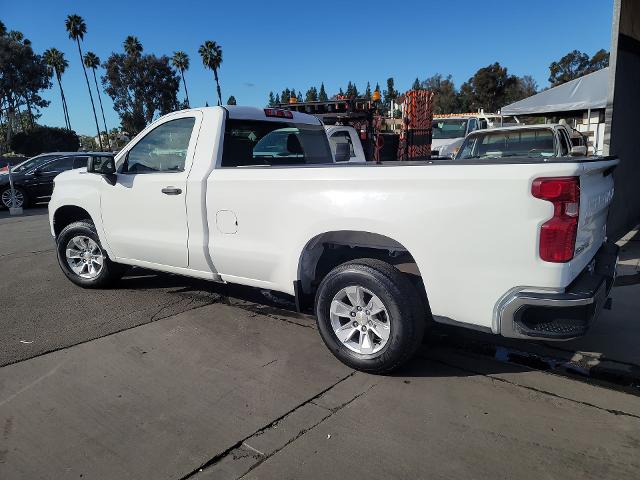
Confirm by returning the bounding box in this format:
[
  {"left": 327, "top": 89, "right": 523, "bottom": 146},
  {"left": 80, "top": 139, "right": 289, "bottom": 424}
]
[
  {"left": 56, "top": 220, "right": 126, "bottom": 288},
  {"left": 0, "top": 186, "right": 29, "bottom": 209},
  {"left": 315, "top": 258, "right": 427, "bottom": 374}
]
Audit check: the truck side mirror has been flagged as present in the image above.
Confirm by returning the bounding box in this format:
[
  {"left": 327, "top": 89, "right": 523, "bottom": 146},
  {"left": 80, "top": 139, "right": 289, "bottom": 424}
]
[
  {"left": 570, "top": 145, "right": 587, "bottom": 156},
  {"left": 87, "top": 156, "right": 117, "bottom": 185},
  {"left": 334, "top": 142, "right": 350, "bottom": 162}
]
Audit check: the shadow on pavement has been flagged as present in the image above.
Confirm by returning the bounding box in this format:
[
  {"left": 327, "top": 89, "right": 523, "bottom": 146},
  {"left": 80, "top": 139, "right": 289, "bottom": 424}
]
[
  {"left": 120, "top": 268, "right": 532, "bottom": 379},
  {"left": 0, "top": 206, "right": 48, "bottom": 220}
]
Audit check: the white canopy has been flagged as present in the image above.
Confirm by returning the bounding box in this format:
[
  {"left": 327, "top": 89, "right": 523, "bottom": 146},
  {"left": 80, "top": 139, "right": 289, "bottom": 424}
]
[{"left": 501, "top": 68, "right": 609, "bottom": 115}]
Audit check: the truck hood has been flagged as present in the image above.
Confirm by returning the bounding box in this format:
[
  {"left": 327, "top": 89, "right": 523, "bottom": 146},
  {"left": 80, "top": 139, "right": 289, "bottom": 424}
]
[{"left": 431, "top": 138, "right": 462, "bottom": 150}]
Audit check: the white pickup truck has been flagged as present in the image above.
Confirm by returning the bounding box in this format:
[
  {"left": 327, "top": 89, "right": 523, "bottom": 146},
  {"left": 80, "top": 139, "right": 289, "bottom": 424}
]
[{"left": 49, "top": 106, "right": 619, "bottom": 373}]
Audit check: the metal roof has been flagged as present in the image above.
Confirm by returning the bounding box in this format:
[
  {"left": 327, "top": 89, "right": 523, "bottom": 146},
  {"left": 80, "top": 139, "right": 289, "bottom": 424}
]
[{"left": 501, "top": 68, "right": 609, "bottom": 115}]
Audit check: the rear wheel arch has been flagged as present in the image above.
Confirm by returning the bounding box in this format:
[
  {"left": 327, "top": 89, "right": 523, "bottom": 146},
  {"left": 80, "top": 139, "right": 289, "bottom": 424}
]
[{"left": 296, "top": 230, "right": 429, "bottom": 313}]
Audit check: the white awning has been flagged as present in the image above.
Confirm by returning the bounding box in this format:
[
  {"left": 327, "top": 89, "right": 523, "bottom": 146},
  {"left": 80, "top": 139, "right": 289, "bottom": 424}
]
[{"left": 501, "top": 68, "right": 609, "bottom": 115}]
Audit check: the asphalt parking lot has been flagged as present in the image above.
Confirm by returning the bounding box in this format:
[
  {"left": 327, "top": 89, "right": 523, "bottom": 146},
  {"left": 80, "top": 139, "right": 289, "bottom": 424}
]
[{"left": 1, "top": 209, "right": 639, "bottom": 479}]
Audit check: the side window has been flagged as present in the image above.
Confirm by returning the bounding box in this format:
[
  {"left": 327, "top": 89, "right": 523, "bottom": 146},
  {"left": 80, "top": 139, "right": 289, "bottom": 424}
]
[
  {"left": 124, "top": 117, "right": 195, "bottom": 173},
  {"left": 467, "top": 119, "right": 478, "bottom": 134},
  {"left": 40, "top": 157, "right": 75, "bottom": 173},
  {"left": 329, "top": 131, "right": 355, "bottom": 159},
  {"left": 558, "top": 130, "right": 570, "bottom": 156},
  {"left": 73, "top": 156, "right": 89, "bottom": 169}
]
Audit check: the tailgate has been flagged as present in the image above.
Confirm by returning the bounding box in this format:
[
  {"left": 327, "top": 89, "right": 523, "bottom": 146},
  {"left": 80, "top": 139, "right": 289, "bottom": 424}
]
[{"left": 573, "top": 159, "right": 618, "bottom": 273}]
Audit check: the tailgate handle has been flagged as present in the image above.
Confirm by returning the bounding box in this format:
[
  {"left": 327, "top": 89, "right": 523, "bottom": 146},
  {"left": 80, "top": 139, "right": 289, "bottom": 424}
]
[{"left": 161, "top": 187, "right": 182, "bottom": 195}]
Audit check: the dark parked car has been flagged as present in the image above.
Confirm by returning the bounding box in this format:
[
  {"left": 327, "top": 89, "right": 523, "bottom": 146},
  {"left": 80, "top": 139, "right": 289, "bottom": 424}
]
[{"left": 0, "top": 152, "right": 113, "bottom": 209}]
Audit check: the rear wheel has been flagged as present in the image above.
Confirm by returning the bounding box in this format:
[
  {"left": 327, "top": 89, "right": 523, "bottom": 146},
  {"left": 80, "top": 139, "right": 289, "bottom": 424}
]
[
  {"left": 315, "top": 258, "right": 426, "bottom": 373},
  {"left": 1, "top": 186, "right": 28, "bottom": 209},
  {"left": 56, "top": 220, "right": 126, "bottom": 288}
]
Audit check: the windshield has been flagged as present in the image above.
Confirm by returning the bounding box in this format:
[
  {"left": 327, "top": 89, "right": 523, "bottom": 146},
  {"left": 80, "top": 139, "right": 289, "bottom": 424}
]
[
  {"left": 11, "top": 154, "right": 60, "bottom": 173},
  {"left": 432, "top": 119, "right": 468, "bottom": 140},
  {"left": 456, "top": 129, "right": 556, "bottom": 159}
]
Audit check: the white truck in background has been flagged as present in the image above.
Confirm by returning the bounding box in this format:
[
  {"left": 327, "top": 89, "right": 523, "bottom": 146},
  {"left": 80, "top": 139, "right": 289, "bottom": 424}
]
[
  {"left": 431, "top": 114, "right": 491, "bottom": 158},
  {"left": 49, "top": 106, "right": 618, "bottom": 373},
  {"left": 325, "top": 125, "right": 367, "bottom": 162}
]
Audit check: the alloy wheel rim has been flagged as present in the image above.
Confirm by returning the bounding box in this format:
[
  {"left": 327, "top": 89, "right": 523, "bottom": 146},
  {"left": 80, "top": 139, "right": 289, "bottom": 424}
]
[
  {"left": 1, "top": 189, "right": 24, "bottom": 208},
  {"left": 65, "top": 235, "right": 104, "bottom": 279},
  {"left": 329, "top": 285, "right": 391, "bottom": 355}
]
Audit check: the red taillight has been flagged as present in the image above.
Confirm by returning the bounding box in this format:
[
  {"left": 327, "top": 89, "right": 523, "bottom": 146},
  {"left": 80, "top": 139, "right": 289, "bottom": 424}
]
[
  {"left": 532, "top": 177, "right": 580, "bottom": 263},
  {"left": 264, "top": 108, "right": 293, "bottom": 119}
]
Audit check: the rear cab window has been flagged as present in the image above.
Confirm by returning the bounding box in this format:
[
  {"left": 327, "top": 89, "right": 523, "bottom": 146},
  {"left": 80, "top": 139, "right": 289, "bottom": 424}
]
[{"left": 222, "top": 119, "right": 333, "bottom": 167}]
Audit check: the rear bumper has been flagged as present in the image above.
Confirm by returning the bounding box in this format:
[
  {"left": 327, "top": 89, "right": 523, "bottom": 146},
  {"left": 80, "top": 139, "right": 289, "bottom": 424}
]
[{"left": 497, "top": 242, "right": 618, "bottom": 340}]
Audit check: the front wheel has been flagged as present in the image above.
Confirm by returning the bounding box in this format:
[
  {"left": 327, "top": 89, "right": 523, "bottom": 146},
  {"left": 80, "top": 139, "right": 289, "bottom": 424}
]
[
  {"left": 56, "top": 220, "right": 126, "bottom": 288},
  {"left": 315, "top": 258, "right": 426, "bottom": 373}
]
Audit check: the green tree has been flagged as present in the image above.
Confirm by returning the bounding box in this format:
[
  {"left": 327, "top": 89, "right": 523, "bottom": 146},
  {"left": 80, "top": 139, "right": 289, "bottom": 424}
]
[
  {"left": 11, "top": 125, "right": 79, "bottom": 156},
  {"left": 83, "top": 51, "right": 110, "bottom": 149},
  {"left": 274, "top": 93, "right": 280, "bottom": 104},
  {"left": 65, "top": 14, "right": 103, "bottom": 150},
  {"left": 411, "top": 77, "right": 421, "bottom": 90},
  {"left": 383, "top": 77, "right": 397, "bottom": 110},
  {"left": 226, "top": 95, "right": 236, "bottom": 105},
  {"left": 171, "top": 51, "right": 190, "bottom": 107},
  {"left": 123, "top": 35, "right": 143, "bottom": 58},
  {"left": 318, "top": 83, "right": 328, "bottom": 102},
  {"left": 364, "top": 82, "right": 372, "bottom": 100},
  {"left": 421, "top": 74, "right": 459, "bottom": 114},
  {"left": 102, "top": 50, "right": 179, "bottom": 135},
  {"left": 281, "top": 88, "right": 291, "bottom": 103},
  {"left": 268, "top": 91, "right": 276, "bottom": 107},
  {"left": 504, "top": 75, "right": 538, "bottom": 105},
  {"left": 0, "top": 30, "right": 50, "bottom": 148},
  {"left": 589, "top": 49, "right": 610, "bottom": 71},
  {"left": 198, "top": 40, "right": 223, "bottom": 105},
  {"left": 458, "top": 63, "right": 517, "bottom": 112},
  {"left": 305, "top": 86, "right": 318, "bottom": 102},
  {"left": 346, "top": 81, "right": 358, "bottom": 98},
  {"left": 43, "top": 48, "right": 71, "bottom": 130},
  {"left": 0, "top": 20, "right": 6, "bottom": 36},
  {"left": 548, "top": 49, "right": 609, "bottom": 87}
]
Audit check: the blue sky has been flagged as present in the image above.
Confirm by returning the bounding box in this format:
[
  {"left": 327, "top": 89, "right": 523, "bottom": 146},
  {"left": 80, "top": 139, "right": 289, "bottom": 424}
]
[{"left": 4, "top": 0, "right": 613, "bottom": 135}]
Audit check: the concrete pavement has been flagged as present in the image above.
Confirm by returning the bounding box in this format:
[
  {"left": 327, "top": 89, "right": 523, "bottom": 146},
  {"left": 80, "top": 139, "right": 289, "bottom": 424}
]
[{"left": 1, "top": 303, "right": 639, "bottom": 479}]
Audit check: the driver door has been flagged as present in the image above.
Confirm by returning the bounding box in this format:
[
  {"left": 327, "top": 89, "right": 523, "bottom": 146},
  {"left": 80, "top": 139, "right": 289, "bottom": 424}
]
[{"left": 100, "top": 112, "right": 200, "bottom": 268}]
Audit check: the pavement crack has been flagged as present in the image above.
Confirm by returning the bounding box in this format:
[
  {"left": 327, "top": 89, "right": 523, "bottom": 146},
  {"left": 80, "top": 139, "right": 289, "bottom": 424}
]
[
  {"left": 178, "top": 371, "right": 358, "bottom": 480},
  {"left": 238, "top": 382, "right": 377, "bottom": 478},
  {"left": 424, "top": 354, "right": 640, "bottom": 420}
]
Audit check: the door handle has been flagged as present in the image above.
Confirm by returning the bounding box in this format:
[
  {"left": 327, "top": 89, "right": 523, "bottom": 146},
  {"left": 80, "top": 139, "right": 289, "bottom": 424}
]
[{"left": 161, "top": 187, "right": 182, "bottom": 195}]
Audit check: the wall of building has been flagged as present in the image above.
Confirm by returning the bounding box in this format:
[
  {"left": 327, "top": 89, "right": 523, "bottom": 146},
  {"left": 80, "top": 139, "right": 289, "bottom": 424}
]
[{"left": 605, "top": 0, "right": 640, "bottom": 240}]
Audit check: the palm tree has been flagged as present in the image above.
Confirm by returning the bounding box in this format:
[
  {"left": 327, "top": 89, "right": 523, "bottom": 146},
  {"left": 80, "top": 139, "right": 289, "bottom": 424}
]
[
  {"left": 171, "top": 51, "right": 190, "bottom": 107},
  {"left": 198, "top": 41, "right": 223, "bottom": 106},
  {"left": 123, "top": 35, "right": 142, "bottom": 57},
  {"left": 65, "top": 14, "right": 103, "bottom": 151},
  {"left": 43, "top": 48, "right": 71, "bottom": 130},
  {"left": 83, "top": 51, "right": 110, "bottom": 149}
]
